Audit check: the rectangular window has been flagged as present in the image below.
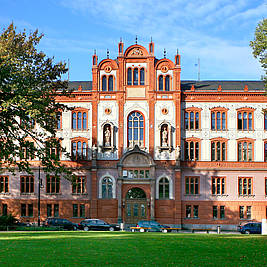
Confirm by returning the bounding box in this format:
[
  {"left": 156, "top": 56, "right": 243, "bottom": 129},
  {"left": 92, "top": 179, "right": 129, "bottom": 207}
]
[
  {"left": 193, "top": 205, "right": 198, "bottom": 218},
  {"left": 211, "top": 177, "right": 225, "bottom": 195},
  {"left": 237, "top": 141, "right": 253, "bottom": 162},
  {"left": 80, "top": 204, "right": 85, "bottom": 218},
  {"left": 186, "top": 205, "right": 191, "bottom": 218},
  {"left": 2, "top": 204, "right": 7, "bottom": 216},
  {"left": 265, "top": 178, "right": 267, "bottom": 196},
  {"left": 239, "top": 206, "right": 244, "bottom": 219},
  {"left": 211, "top": 111, "right": 226, "bottom": 130},
  {"left": 264, "top": 112, "right": 267, "bottom": 130},
  {"left": 185, "top": 141, "right": 199, "bottom": 161},
  {"left": 47, "top": 204, "right": 52, "bottom": 217},
  {"left": 185, "top": 177, "right": 199, "bottom": 195},
  {"left": 213, "top": 206, "right": 218, "bottom": 219},
  {"left": 185, "top": 111, "right": 200, "bottom": 130},
  {"left": 72, "top": 176, "right": 86, "bottom": 194},
  {"left": 237, "top": 111, "right": 253, "bottom": 131},
  {"left": 220, "top": 206, "right": 225, "bottom": 219},
  {"left": 238, "top": 177, "right": 252, "bottom": 196},
  {"left": 54, "top": 204, "right": 59, "bottom": 217},
  {"left": 20, "top": 176, "right": 34, "bottom": 193},
  {"left": 46, "top": 176, "right": 60, "bottom": 194},
  {"left": 28, "top": 204, "right": 33, "bottom": 217},
  {"left": 21, "top": 204, "right": 27, "bottom": 217},
  {"left": 247, "top": 206, "right": 251, "bottom": 219},
  {"left": 57, "top": 112, "right": 62, "bottom": 130},
  {"left": 264, "top": 143, "right": 267, "bottom": 162},
  {"left": 0, "top": 176, "right": 9, "bottom": 193},
  {"left": 73, "top": 204, "right": 78, "bottom": 217}
]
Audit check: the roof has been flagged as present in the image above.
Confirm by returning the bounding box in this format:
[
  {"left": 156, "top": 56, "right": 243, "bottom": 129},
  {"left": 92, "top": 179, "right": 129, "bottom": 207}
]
[
  {"left": 67, "top": 80, "right": 265, "bottom": 92},
  {"left": 68, "top": 81, "right": 92, "bottom": 91},
  {"left": 181, "top": 81, "right": 265, "bottom": 92}
]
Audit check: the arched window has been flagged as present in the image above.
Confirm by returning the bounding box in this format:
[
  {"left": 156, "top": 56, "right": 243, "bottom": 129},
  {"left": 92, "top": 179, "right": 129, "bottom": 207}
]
[
  {"left": 127, "top": 68, "right": 132, "bottom": 85},
  {"left": 108, "top": 76, "right": 113, "bottom": 91},
  {"left": 159, "top": 75, "right": 163, "bottom": 91},
  {"left": 102, "top": 76, "right": 107, "bottom": 91},
  {"left": 165, "top": 75, "right": 170, "bottom": 91},
  {"left": 102, "top": 177, "right": 113, "bottom": 199},
  {"left": 140, "top": 68, "right": 145, "bottom": 85},
  {"left": 128, "top": 111, "right": 144, "bottom": 147},
  {"left": 159, "top": 178, "right": 170, "bottom": 199},
  {"left": 133, "top": 68, "right": 138, "bottom": 85}
]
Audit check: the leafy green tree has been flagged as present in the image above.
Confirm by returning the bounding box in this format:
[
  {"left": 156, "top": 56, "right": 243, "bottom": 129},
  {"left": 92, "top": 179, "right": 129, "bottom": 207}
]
[
  {"left": 250, "top": 18, "right": 267, "bottom": 90},
  {"left": 0, "top": 23, "right": 71, "bottom": 176}
]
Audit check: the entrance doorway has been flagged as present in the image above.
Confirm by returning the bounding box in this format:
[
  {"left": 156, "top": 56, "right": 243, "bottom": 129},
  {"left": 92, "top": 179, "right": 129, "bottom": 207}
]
[{"left": 125, "top": 188, "right": 147, "bottom": 224}]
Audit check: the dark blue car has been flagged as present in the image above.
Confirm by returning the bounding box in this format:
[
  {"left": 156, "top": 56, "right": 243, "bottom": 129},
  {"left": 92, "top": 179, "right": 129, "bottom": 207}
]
[
  {"left": 239, "top": 222, "right": 261, "bottom": 234},
  {"left": 136, "top": 220, "right": 170, "bottom": 232}
]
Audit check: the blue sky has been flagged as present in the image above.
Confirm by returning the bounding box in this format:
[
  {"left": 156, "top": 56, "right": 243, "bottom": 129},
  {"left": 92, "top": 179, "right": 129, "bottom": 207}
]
[{"left": 0, "top": 0, "right": 266, "bottom": 81}]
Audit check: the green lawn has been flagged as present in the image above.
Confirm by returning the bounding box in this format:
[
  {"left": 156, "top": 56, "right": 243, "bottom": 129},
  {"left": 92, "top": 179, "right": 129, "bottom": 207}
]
[{"left": 0, "top": 232, "right": 266, "bottom": 266}]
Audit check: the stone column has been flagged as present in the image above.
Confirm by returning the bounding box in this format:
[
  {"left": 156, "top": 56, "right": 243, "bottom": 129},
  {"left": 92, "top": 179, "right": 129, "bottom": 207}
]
[
  {"left": 117, "top": 179, "right": 122, "bottom": 223},
  {"left": 150, "top": 179, "right": 155, "bottom": 220}
]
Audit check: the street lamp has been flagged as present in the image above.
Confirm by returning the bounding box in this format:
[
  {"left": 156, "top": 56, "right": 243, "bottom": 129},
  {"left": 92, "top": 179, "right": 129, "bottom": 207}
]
[{"left": 38, "top": 165, "right": 41, "bottom": 226}]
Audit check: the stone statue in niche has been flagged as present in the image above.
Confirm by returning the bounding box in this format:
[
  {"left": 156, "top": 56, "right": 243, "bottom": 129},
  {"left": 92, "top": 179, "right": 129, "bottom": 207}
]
[
  {"left": 176, "top": 145, "right": 181, "bottom": 160},
  {"left": 92, "top": 144, "right": 97, "bottom": 159},
  {"left": 104, "top": 125, "right": 111, "bottom": 147},
  {"left": 161, "top": 126, "right": 168, "bottom": 147}
]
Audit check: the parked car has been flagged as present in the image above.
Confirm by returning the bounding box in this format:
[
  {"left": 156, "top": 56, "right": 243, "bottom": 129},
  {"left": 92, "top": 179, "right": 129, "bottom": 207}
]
[
  {"left": 45, "top": 218, "right": 77, "bottom": 230},
  {"left": 78, "top": 219, "right": 120, "bottom": 231},
  {"left": 136, "top": 220, "right": 171, "bottom": 232},
  {"left": 239, "top": 222, "right": 262, "bottom": 234}
]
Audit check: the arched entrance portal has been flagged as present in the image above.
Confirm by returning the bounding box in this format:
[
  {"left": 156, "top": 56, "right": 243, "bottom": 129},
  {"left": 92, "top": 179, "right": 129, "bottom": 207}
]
[{"left": 125, "top": 188, "right": 147, "bottom": 224}]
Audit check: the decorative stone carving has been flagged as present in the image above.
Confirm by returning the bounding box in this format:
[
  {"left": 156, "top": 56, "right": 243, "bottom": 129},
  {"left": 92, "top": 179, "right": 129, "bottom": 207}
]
[{"left": 129, "top": 48, "right": 143, "bottom": 56}]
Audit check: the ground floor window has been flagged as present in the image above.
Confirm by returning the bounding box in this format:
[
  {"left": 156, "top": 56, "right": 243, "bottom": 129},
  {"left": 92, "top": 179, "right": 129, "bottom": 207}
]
[
  {"left": 73, "top": 204, "right": 85, "bottom": 218},
  {"left": 47, "top": 204, "right": 59, "bottom": 217},
  {"left": 2, "top": 204, "right": 7, "bottom": 216},
  {"left": 21, "top": 203, "right": 33, "bottom": 217},
  {"left": 239, "top": 206, "right": 251, "bottom": 219},
  {"left": 213, "top": 206, "right": 225, "bottom": 219},
  {"left": 186, "top": 205, "right": 199, "bottom": 218}
]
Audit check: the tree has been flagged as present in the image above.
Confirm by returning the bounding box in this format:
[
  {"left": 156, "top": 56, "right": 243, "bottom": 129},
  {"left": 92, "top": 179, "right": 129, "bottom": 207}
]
[
  {"left": 0, "top": 23, "right": 71, "bottom": 177},
  {"left": 250, "top": 18, "right": 267, "bottom": 90}
]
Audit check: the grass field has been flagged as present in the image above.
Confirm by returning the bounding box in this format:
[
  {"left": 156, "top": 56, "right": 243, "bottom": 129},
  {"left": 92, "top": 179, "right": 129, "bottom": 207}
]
[{"left": 0, "top": 232, "right": 266, "bottom": 266}]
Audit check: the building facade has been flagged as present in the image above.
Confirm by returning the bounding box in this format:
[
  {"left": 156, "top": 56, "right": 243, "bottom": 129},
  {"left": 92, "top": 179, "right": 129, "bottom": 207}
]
[{"left": 1, "top": 41, "right": 267, "bottom": 230}]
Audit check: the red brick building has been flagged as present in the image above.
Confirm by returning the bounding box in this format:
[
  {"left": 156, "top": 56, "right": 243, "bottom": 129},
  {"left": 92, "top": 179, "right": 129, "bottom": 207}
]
[{"left": 1, "top": 41, "right": 267, "bottom": 230}]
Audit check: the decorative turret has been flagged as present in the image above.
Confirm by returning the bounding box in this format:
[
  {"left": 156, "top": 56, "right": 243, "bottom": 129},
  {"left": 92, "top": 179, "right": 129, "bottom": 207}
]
[
  {"left": 118, "top": 38, "right": 124, "bottom": 56},
  {"left": 92, "top": 49, "right": 98, "bottom": 66},
  {"left": 175, "top": 49, "right": 180, "bottom": 65},
  {"left": 149, "top": 37, "right": 154, "bottom": 55}
]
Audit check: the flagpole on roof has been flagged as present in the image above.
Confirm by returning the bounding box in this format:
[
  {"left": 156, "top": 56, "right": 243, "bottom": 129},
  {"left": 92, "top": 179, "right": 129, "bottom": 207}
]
[
  {"left": 198, "top": 57, "right": 200, "bottom": 81},
  {"left": 68, "top": 58, "right": 70, "bottom": 82}
]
